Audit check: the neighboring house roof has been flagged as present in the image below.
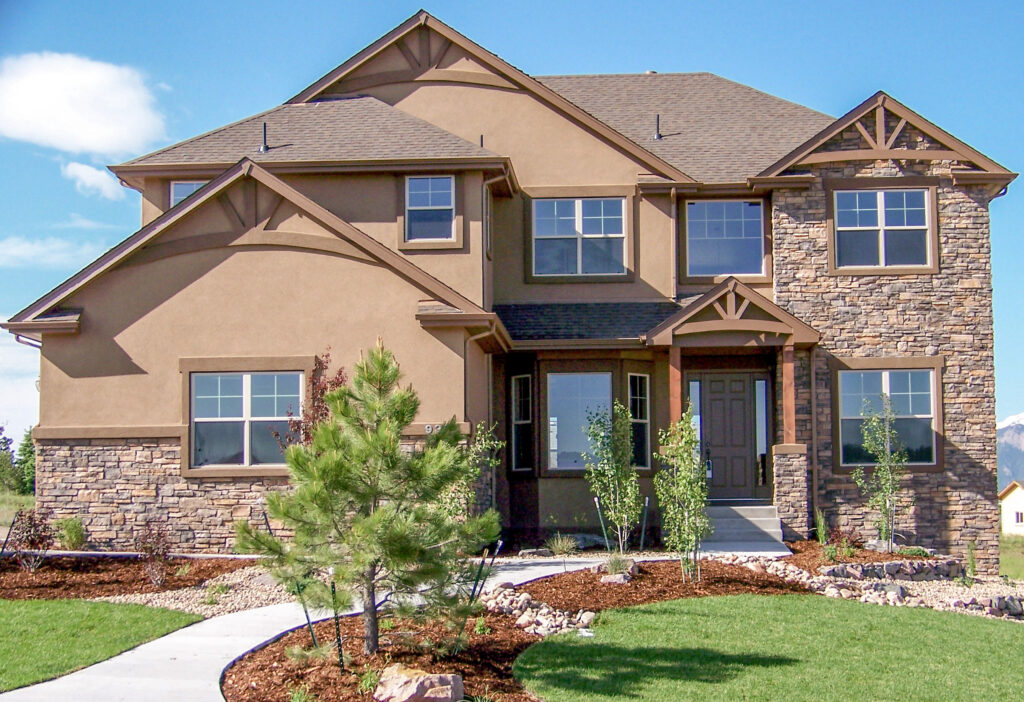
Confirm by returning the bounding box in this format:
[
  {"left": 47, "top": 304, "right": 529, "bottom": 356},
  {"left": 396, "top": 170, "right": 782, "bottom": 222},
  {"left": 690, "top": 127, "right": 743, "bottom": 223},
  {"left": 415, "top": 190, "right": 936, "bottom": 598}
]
[
  {"left": 116, "top": 96, "right": 499, "bottom": 170},
  {"left": 536, "top": 73, "right": 835, "bottom": 184},
  {"left": 494, "top": 302, "right": 683, "bottom": 342},
  {"left": 999, "top": 481, "right": 1023, "bottom": 501}
]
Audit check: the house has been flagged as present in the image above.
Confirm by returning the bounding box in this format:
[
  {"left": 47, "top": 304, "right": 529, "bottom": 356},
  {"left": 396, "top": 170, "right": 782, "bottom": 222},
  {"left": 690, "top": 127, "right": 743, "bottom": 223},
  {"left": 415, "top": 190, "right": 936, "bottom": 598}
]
[
  {"left": 2, "top": 11, "right": 1014, "bottom": 571},
  {"left": 999, "top": 482, "right": 1024, "bottom": 536}
]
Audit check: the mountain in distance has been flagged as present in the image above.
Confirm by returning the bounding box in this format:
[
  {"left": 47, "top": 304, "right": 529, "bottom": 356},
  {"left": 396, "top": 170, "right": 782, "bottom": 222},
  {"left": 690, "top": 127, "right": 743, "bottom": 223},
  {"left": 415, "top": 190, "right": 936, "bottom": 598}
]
[{"left": 998, "top": 412, "right": 1024, "bottom": 491}]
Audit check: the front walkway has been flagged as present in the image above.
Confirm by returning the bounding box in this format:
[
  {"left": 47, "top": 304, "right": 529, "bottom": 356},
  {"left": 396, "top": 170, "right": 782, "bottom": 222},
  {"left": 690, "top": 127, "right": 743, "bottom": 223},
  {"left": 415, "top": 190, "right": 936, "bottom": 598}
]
[{"left": 0, "top": 559, "right": 604, "bottom": 702}]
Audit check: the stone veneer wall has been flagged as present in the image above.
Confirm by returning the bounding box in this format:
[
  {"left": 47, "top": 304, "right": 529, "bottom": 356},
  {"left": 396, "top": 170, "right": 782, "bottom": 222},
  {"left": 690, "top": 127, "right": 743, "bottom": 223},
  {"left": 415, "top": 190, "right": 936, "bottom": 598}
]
[
  {"left": 772, "top": 118, "right": 999, "bottom": 572},
  {"left": 772, "top": 447, "right": 810, "bottom": 540}
]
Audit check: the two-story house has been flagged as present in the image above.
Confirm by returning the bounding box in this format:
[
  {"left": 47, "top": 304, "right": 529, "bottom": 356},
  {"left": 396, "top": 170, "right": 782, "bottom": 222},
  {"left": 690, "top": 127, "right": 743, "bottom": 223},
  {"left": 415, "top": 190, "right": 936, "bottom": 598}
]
[{"left": 4, "top": 11, "right": 1014, "bottom": 571}]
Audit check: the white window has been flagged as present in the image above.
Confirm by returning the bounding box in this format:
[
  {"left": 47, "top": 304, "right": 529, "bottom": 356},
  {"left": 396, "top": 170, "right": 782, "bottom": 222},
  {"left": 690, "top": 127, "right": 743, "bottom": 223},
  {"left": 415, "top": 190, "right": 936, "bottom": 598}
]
[
  {"left": 685, "top": 200, "right": 764, "bottom": 277},
  {"left": 629, "top": 374, "right": 650, "bottom": 468},
  {"left": 1017, "top": 512, "right": 1024, "bottom": 524},
  {"left": 170, "top": 181, "right": 207, "bottom": 207},
  {"left": 839, "top": 369, "right": 935, "bottom": 466},
  {"left": 834, "top": 189, "right": 929, "bottom": 268},
  {"left": 406, "top": 176, "right": 455, "bottom": 241},
  {"left": 191, "top": 372, "right": 302, "bottom": 467},
  {"left": 547, "top": 372, "right": 611, "bottom": 469},
  {"left": 532, "top": 198, "right": 626, "bottom": 276},
  {"left": 511, "top": 375, "right": 533, "bottom": 471}
]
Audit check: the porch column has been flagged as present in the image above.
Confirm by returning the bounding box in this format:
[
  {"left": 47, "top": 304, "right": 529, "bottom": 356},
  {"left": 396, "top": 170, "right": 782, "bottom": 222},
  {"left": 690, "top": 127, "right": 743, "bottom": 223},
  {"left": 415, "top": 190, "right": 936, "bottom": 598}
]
[
  {"left": 669, "top": 346, "right": 682, "bottom": 421},
  {"left": 782, "top": 341, "right": 796, "bottom": 444}
]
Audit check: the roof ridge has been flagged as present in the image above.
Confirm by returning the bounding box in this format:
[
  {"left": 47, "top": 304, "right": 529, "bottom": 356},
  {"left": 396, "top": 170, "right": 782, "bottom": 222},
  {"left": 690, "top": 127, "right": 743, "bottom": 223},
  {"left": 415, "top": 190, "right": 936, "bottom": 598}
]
[{"left": 536, "top": 71, "right": 715, "bottom": 78}]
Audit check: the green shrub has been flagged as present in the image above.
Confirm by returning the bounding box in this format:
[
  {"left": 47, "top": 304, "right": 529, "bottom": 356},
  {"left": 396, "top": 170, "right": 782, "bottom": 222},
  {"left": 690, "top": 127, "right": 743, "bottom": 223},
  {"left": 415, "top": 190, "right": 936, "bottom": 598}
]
[
  {"left": 288, "top": 685, "right": 317, "bottom": 702},
  {"left": 823, "top": 544, "right": 839, "bottom": 563},
  {"left": 545, "top": 532, "right": 578, "bottom": 557},
  {"left": 814, "top": 508, "right": 828, "bottom": 546},
  {"left": 474, "top": 616, "right": 491, "bottom": 635},
  {"left": 357, "top": 665, "right": 380, "bottom": 694},
  {"left": 898, "top": 546, "right": 930, "bottom": 558},
  {"left": 604, "top": 553, "right": 631, "bottom": 575},
  {"left": 55, "top": 518, "right": 86, "bottom": 550},
  {"left": 285, "top": 642, "right": 335, "bottom": 664}
]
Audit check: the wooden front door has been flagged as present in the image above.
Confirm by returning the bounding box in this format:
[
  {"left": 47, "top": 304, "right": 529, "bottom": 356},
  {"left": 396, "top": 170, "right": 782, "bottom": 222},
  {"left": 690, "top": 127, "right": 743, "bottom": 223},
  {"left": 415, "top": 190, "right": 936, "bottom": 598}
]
[{"left": 692, "top": 372, "right": 771, "bottom": 500}]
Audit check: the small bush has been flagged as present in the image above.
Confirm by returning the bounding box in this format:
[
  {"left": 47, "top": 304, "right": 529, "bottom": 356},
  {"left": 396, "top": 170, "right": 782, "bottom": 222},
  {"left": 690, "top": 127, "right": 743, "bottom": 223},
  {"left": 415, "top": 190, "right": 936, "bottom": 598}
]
[
  {"left": 473, "top": 616, "right": 491, "bottom": 635},
  {"left": 174, "top": 563, "right": 192, "bottom": 577},
  {"left": 288, "top": 685, "right": 317, "bottom": 702},
  {"left": 285, "top": 642, "right": 335, "bottom": 664},
  {"left": 357, "top": 665, "right": 380, "bottom": 694},
  {"left": 134, "top": 523, "right": 173, "bottom": 586},
  {"left": 823, "top": 544, "right": 839, "bottom": 563},
  {"left": 545, "top": 532, "right": 579, "bottom": 557},
  {"left": 55, "top": 517, "right": 87, "bottom": 550},
  {"left": 827, "top": 525, "right": 862, "bottom": 549},
  {"left": 604, "top": 553, "right": 631, "bottom": 575},
  {"left": 8, "top": 508, "right": 55, "bottom": 572},
  {"left": 967, "top": 540, "right": 977, "bottom": 577},
  {"left": 813, "top": 508, "right": 828, "bottom": 546},
  {"left": 898, "top": 546, "right": 930, "bottom": 558}
]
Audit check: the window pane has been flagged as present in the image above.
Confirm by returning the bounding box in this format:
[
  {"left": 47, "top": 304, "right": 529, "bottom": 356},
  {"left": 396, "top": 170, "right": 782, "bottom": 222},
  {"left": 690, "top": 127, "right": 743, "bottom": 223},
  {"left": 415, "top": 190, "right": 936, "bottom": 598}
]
[
  {"left": 840, "top": 418, "right": 871, "bottom": 464},
  {"left": 171, "top": 181, "right": 205, "bottom": 207},
  {"left": 194, "top": 397, "right": 220, "bottom": 419},
  {"left": 535, "top": 238, "right": 577, "bottom": 275},
  {"left": 251, "top": 374, "right": 275, "bottom": 395},
  {"left": 514, "top": 424, "right": 533, "bottom": 470},
  {"left": 251, "top": 420, "right": 289, "bottom": 464},
  {"left": 755, "top": 379, "right": 768, "bottom": 457},
  {"left": 688, "top": 238, "right": 762, "bottom": 276},
  {"left": 251, "top": 396, "right": 276, "bottom": 417},
  {"left": 193, "top": 421, "right": 244, "bottom": 466},
  {"left": 894, "top": 418, "right": 934, "bottom": 463},
  {"left": 884, "top": 230, "right": 927, "bottom": 266},
  {"left": 581, "top": 237, "right": 624, "bottom": 274},
  {"left": 836, "top": 230, "right": 880, "bottom": 267},
  {"left": 548, "top": 373, "right": 611, "bottom": 469},
  {"left": 631, "top": 422, "right": 649, "bottom": 468},
  {"left": 629, "top": 375, "right": 649, "bottom": 421},
  {"left": 407, "top": 209, "right": 454, "bottom": 240},
  {"left": 194, "top": 375, "right": 219, "bottom": 397},
  {"left": 513, "top": 377, "right": 531, "bottom": 423},
  {"left": 840, "top": 371, "right": 883, "bottom": 417}
]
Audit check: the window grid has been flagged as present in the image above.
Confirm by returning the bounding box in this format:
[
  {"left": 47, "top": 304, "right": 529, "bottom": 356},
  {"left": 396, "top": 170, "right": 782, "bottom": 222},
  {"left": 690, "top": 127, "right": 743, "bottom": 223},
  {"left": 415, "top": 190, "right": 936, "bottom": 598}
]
[
  {"left": 405, "top": 175, "right": 455, "bottom": 241},
  {"left": 532, "top": 198, "right": 626, "bottom": 276},
  {"left": 834, "top": 189, "right": 929, "bottom": 268},
  {"left": 838, "top": 369, "right": 935, "bottom": 466},
  {"left": 170, "top": 181, "right": 206, "bottom": 207},
  {"left": 684, "top": 200, "right": 764, "bottom": 277},
  {"left": 628, "top": 373, "right": 651, "bottom": 469},
  {"left": 511, "top": 375, "right": 532, "bottom": 471},
  {"left": 191, "top": 372, "right": 302, "bottom": 468}
]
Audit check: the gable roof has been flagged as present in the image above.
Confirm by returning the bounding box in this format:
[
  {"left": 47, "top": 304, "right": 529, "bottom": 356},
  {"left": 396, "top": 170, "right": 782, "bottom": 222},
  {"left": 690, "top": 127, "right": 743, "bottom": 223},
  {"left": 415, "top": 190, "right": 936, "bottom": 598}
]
[
  {"left": 5, "top": 159, "right": 486, "bottom": 328},
  {"left": 999, "top": 481, "right": 1023, "bottom": 501},
  {"left": 115, "top": 96, "right": 499, "bottom": 172},
  {"left": 287, "top": 10, "right": 695, "bottom": 183},
  {"left": 758, "top": 91, "right": 1016, "bottom": 183},
  {"left": 537, "top": 73, "right": 835, "bottom": 184}
]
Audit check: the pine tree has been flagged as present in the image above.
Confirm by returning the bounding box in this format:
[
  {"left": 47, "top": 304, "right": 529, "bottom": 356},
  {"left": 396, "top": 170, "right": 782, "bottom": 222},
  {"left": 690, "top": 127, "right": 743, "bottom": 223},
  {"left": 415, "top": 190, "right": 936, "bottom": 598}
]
[
  {"left": 15, "top": 428, "right": 35, "bottom": 495},
  {"left": 236, "top": 341, "right": 500, "bottom": 654}
]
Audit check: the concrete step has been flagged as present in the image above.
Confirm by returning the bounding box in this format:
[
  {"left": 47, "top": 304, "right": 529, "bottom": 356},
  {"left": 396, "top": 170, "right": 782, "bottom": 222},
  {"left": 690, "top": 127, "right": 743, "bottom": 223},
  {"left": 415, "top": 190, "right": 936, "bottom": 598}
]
[{"left": 705, "top": 504, "right": 784, "bottom": 544}]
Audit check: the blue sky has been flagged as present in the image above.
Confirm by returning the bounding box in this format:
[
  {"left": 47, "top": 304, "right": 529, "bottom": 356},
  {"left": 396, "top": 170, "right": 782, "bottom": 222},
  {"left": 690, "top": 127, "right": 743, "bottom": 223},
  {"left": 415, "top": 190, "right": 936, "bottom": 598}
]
[{"left": 0, "top": 0, "right": 1022, "bottom": 440}]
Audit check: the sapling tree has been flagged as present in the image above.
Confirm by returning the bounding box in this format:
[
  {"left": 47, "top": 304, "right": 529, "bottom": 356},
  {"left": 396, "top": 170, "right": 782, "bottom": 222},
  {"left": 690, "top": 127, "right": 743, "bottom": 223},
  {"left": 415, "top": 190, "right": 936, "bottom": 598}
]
[
  {"left": 654, "top": 405, "right": 711, "bottom": 582},
  {"left": 583, "top": 400, "right": 642, "bottom": 554},
  {"left": 851, "top": 394, "right": 909, "bottom": 554},
  {"left": 236, "top": 341, "right": 500, "bottom": 655}
]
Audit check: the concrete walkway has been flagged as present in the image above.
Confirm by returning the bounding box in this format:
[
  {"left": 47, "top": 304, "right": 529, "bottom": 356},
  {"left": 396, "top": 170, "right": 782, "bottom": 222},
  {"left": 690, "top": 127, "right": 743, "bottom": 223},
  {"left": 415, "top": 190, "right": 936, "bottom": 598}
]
[{"left": 0, "top": 558, "right": 603, "bottom": 702}]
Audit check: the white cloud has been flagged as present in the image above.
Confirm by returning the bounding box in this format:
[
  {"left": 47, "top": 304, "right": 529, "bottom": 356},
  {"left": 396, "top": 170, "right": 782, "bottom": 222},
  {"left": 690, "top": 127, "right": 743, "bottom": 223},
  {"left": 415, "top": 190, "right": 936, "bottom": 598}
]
[
  {"left": 53, "top": 213, "right": 119, "bottom": 230},
  {"left": 0, "top": 317, "right": 39, "bottom": 442},
  {"left": 0, "top": 235, "right": 106, "bottom": 269},
  {"left": 60, "top": 161, "right": 124, "bottom": 200},
  {"left": 0, "top": 52, "right": 166, "bottom": 156}
]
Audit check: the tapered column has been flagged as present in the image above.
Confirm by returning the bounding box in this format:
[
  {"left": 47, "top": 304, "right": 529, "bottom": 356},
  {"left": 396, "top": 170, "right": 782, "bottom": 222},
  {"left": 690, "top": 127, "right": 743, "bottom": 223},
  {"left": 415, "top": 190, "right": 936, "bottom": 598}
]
[
  {"left": 669, "top": 346, "right": 682, "bottom": 422},
  {"left": 782, "top": 341, "right": 796, "bottom": 444}
]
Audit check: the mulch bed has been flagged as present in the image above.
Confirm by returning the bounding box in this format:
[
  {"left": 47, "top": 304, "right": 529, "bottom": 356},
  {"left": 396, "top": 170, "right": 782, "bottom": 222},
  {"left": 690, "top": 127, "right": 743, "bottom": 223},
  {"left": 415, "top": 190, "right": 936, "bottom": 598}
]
[
  {"left": 783, "top": 540, "right": 930, "bottom": 574},
  {"left": 223, "top": 559, "right": 805, "bottom": 701},
  {"left": 0, "top": 556, "right": 251, "bottom": 600}
]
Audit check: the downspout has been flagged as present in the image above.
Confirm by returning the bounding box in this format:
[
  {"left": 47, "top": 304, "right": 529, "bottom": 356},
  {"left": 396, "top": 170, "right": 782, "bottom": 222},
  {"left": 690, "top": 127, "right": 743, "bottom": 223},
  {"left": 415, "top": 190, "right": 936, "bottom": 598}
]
[
  {"left": 669, "top": 187, "right": 678, "bottom": 297},
  {"left": 481, "top": 173, "right": 506, "bottom": 311},
  {"left": 465, "top": 321, "right": 498, "bottom": 509},
  {"left": 14, "top": 334, "right": 42, "bottom": 349},
  {"left": 809, "top": 345, "right": 819, "bottom": 515}
]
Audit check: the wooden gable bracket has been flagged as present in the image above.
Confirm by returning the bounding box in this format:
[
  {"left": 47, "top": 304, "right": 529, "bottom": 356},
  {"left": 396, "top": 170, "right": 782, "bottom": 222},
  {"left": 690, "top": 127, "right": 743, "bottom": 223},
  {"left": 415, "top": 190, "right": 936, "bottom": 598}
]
[{"left": 644, "top": 278, "right": 820, "bottom": 348}]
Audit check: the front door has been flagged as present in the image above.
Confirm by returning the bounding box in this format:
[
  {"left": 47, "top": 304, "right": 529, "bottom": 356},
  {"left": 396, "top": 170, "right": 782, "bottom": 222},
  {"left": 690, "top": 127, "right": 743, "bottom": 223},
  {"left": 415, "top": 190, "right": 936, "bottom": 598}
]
[{"left": 689, "top": 372, "right": 771, "bottom": 500}]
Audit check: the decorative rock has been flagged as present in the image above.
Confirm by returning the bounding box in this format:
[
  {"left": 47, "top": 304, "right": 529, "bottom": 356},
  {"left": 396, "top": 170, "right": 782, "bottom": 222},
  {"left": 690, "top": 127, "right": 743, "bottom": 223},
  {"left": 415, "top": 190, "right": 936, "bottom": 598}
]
[
  {"left": 578, "top": 611, "right": 596, "bottom": 627},
  {"left": 600, "top": 573, "right": 631, "bottom": 585},
  {"left": 373, "top": 664, "right": 464, "bottom": 702},
  {"left": 518, "top": 548, "right": 553, "bottom": 558},
  {"left": 490, "top": 581, "right": 514, "bottom": 591}
]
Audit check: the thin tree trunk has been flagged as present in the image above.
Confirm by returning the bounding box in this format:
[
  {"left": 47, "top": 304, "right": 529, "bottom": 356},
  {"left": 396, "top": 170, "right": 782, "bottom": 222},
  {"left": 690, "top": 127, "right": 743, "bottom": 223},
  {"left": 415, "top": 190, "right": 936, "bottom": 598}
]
[{"left": 363, "top": 571, "right": 379, "bottom": 655}]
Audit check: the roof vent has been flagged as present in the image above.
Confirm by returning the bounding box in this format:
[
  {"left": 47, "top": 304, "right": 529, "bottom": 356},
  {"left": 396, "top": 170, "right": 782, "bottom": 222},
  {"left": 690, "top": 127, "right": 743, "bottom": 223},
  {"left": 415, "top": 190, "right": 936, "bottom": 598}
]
[
  {"left": 645, "top": 70, "right": 658, "bottom": 75},
  {"left": 653, "top": 113, "right": 662, "bottom": 141},
  {"left": 258, "top": 122, "right": 269, "bottom": 153}
]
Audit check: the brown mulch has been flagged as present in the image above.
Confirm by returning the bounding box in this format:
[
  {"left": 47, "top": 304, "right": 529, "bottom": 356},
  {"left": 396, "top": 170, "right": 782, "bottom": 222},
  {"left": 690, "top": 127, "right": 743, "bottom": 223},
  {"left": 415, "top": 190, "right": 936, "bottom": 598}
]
[
  {"left": 520, "top": 559, "right": 807, "bottom": 612},
  {"left": 222, "top": 612, "right": 540, "bottom": 702},
  {"left": 783, "top": 540, "right": 930, "bottom": 573},
  {"left": 0, "top": 556, "right": 251, "bottom": 599}
]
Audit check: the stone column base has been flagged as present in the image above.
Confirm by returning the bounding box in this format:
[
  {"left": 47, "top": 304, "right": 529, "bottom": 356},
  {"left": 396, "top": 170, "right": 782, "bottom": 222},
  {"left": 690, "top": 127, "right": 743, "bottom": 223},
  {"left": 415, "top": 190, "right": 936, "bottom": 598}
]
[{"left": 772, "top": 444, "right": 810, "bottom": 540}]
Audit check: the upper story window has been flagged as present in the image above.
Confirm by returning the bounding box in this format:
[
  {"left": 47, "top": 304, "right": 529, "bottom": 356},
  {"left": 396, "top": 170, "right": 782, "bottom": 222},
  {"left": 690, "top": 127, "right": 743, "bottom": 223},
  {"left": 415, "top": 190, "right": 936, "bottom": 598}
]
[
  {"left": 833, "top": 189, "right": 931, "bottom": 269},
  {"left": 838, "top": 368, "right": 935, "bottom": 466},
  {"left": 685, "top": 200, "right": 764, "bottom": 277},
  {"left": 170, "top": 181, "right": 206, "bottom": 207},
  {"left": 406, "top": 176, "right": 455, "bottom": 241},
  {"left": 532, "top": 198, "right": 626, "bottom": 276},
  {"left": 191, "top": 371, "right": 301, "bottom": 468}
]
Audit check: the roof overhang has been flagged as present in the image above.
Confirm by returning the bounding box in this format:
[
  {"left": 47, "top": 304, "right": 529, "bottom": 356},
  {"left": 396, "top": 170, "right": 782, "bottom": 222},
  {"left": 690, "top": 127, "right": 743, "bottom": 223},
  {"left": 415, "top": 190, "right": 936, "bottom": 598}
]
[
  {"left": 637, "top": 174, "right": 816, "bottom": 196},
  {"left": 415, "top": 307, "right": 513, "bottom": 353},
  {"left": 998, "top": 481, "right": 1023, "bottom": 501}
]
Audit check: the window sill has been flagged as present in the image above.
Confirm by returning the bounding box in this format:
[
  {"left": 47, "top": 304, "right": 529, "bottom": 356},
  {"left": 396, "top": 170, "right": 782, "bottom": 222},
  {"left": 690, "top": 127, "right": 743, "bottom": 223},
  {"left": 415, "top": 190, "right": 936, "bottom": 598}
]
[
  {"left": 680, "top": 273, "right": 771, "bottom": 286},
  {"left": 399, "top": 238, "right": 463, "bottom": 251},
  {"left": 181, "top": 465, "right": 291, "bottom": 479},
  {"left": 525, "top": 272, "right": 635, "bottom": 285},
  {"left": 833, "top": 463, "right": 942, "bottom": 474},
  {"left": 827, "top": 265, "right": 939, "bottom": 276}
]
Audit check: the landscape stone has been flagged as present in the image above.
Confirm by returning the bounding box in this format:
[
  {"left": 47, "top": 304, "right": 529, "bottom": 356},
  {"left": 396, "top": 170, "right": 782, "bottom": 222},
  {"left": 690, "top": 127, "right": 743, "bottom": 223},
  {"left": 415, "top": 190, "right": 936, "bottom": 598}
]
[{"left": 373, "top": 664, "right": 464, "bottom": 702}]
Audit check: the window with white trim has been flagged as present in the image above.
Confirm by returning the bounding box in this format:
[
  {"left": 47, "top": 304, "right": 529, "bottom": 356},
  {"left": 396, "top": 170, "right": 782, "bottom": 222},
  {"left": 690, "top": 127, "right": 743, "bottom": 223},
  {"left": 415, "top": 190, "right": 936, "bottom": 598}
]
[
  {"left": 547, "top": 372, "right": 611, "bottom": 469},
  {"left": 839, "top": 369, "right": 935, "bottom": 465},
  {"left": 834, "top": 189, "right": 929, "bottom": 268},
  {"left": 629, "top": 373, "right": 650, "bottom": 468},
  {"left": 406, "top": 176, "right": 455, "bottom": 241},
  {"left": 532, "top": 198, "right": 626, "bottom": 276},
  {"left": 191, "top": 372, "right": 302, "bottom": 467},
  {"left": 170, "top": 181, "right": 207, "bottom": 207},
  {"left": 1017, "top": 512, "right": 1024, "bottom": 524},
  {"left": 511, "top": 375, "right": 533, "bottom": 471},
  {"left": 685, "top": 200, "right": 764, "bottom": 276}
]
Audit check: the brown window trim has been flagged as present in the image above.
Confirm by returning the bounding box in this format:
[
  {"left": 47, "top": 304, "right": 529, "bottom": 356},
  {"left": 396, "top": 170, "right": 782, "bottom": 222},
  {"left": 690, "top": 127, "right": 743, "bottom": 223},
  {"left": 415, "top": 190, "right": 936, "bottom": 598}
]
[
  {"left": 178, "top": 355, "right": 316, "bottom": 478},
  {"left": 824, "top": 176, "right": 940, "bottom": 276},
  {"left": 678, "top": 196, "right": 773, "bottom": 286},
  {"left": 396, "top": 174, "right": 466, "bottom": 251},
  {"left": 828, "top": 355, "right": 945, "bottom": 473},
  {"left": 522, "top": 186, "right": 637, "bottom": 284}
]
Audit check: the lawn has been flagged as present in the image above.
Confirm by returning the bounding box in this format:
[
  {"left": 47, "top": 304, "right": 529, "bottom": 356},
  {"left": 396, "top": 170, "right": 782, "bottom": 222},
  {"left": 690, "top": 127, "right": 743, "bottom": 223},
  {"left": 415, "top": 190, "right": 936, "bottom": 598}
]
[
  {"left": 0, "top": 599, "right": 201, "bottom": 691},
  {"left": 1001, "top": 534, "right": 1024, "bottom": 580},
  {"left": 0, "top": 490, "right": 33, "bottom": 531},
  {"left": 514, "top": 594, "right": 1024, "bottom": 702}
]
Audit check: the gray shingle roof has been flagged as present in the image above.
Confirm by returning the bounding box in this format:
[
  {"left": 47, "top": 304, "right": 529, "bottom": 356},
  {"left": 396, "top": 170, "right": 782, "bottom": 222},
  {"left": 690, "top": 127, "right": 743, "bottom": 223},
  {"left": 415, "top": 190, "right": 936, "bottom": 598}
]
[
  {"left": 494, "top": 302, "right": 684, "bottom": 341},
  {"left": 119, "top": 97, "right": 498, "bottom": 167},
  {"left": 537, "top": 73, "right": 835, "bottom": 183}
]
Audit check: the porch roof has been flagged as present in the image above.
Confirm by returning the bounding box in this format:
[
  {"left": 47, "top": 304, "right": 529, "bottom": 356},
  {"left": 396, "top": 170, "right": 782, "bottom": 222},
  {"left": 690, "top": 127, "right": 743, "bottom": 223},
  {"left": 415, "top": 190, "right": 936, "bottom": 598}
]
[{"left": 493, "top": 302, "right": 684, "bottom": 343}]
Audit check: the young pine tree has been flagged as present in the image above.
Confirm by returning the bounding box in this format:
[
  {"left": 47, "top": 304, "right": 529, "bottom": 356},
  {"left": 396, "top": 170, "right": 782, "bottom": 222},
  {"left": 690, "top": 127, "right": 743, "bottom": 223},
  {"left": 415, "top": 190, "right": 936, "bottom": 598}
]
[{"left": 236, "top": 341, "right": 500, "bottom": 654}]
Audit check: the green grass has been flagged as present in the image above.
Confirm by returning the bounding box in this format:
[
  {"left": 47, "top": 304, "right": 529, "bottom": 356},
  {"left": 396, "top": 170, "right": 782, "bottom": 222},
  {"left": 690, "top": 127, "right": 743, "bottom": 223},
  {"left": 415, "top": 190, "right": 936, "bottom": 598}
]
[
  {"left": 0, "top": 490, "right": 33, "bottom": 530},
  {"left": 514, "top": 594, "right": 1024, "bottom": 702},
  {"left": 0, "top": 600, "right": 200, "bottom": 691},
  {"left": 1001, "top": 534, "right": 1024, "bottom": 580}
]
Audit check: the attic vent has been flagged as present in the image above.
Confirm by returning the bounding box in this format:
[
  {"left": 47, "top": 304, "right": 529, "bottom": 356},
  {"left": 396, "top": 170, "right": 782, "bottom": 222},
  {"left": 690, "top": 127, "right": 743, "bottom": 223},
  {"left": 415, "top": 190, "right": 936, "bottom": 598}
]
[{"left": 258, "top": 122, "right": 269, "bottom": 153}]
